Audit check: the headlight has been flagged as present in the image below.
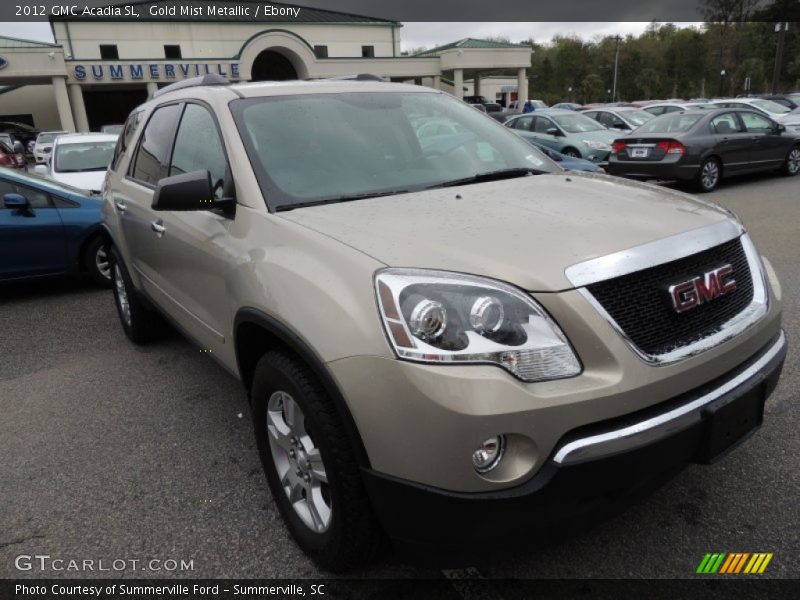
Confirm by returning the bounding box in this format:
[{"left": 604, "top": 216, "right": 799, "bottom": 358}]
[
  {"left": 374, "top": 268, "right": 582, "bottom": 382},
  {"left": 582, "top": 140, "right": 611, "bottom": 151}
]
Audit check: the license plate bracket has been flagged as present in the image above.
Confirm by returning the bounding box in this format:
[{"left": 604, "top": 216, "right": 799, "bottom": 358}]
[{"left": 696, "top": 385, "right": 765, "bottom": 463}]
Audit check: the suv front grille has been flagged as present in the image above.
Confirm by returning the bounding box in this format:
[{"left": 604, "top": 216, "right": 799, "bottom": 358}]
[{"left": 586, "top": 238, "right": 754, "bottom": 356}]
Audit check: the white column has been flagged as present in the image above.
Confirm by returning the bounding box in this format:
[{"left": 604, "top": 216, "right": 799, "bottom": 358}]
[
  {"left": 52, "top": 76, "right": 76, "bottom": 132},
  {"left": 517, "top": 68, "right": 528, "bottom": 108},
  {"left": 474, "top": 76, "right": 481, "bottom": 97},
  {"left": 68, "top": 84, "right": 89, "bottom": 132},
  {"left": 146, "top": 82, "right": 158, "bottom": 97},
  {"left": 453, "top": 68, "right": 464, "bottom": 100},
  {"left": 432, "top": 75, "right": 441, "bottom": 90}
]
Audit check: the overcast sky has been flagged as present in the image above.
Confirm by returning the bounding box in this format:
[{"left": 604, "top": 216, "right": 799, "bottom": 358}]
[{"left": 1, "top": 21, "right": 703, "bottom": 51}]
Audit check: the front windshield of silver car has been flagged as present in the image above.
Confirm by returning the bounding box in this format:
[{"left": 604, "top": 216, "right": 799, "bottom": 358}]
[{"left": 231, "top": 91, "right": 557, "bottom": 210}]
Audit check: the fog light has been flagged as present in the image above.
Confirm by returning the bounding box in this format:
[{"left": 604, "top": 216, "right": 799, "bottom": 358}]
[{"left": 472, "top": 435, "right": 506, "bottom": 473}]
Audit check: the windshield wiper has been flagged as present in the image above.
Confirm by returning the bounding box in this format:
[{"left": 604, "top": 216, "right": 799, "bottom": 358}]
[
  {"left": 275, "top": 189, "right": 409, "bottom": 212},
  {"left": 425, "top": 168, "right": 542, "bottom": 190}
]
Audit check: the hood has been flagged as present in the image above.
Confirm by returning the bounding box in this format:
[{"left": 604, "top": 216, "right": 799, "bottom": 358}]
[
  {"left": 279, "top": 172, "right": 733, "bottom": 291},
  {"left": 51, "top": 171, "right": 105, "bottom": 194}
]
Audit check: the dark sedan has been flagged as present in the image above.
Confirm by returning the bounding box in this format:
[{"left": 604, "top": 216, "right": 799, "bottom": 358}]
[
  {"left": 607, "top": 108, "right": 800, "bottom": 192},
  {"left": 0, "top": 168, "right": 110, "bottom": 285}
]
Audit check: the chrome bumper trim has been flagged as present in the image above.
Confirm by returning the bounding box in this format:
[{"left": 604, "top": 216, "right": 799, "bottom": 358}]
[{"left": 553, "top": 330, "right": 786, "bottom": 465}]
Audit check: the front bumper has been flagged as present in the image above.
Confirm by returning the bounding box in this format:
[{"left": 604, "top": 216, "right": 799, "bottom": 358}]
[{"left": 361, "top": 331, "right": 786, "bottom": 549}]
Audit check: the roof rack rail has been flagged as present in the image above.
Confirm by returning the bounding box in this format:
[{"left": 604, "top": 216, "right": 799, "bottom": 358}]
[
  {"left": 312, "top": 74, "right": 388, "bottom": 82},
  {"left": 152, "top": 74, "right": 231, "bottom": 98}
]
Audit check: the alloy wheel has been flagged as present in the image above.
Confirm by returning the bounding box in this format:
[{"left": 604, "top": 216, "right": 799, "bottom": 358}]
[
  {"left": 266, "top": 390, "right": 331, "bottom": 533},
  {"left": 788, "top": 149, "right": 800, "bottom": 175},
  {"left": 701, "top": 160, "right": 719, "bottom": 190},
  {"left": 95, "top": 246, "right": 111, "bottom": 280}
]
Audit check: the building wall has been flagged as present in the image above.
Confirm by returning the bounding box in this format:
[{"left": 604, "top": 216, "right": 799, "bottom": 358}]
[
  {"left": 54, "top": 21, "right": 398, "bottom": 60},
  {"left": 0, "top": 84, "right": 61, "bottom": 129}
]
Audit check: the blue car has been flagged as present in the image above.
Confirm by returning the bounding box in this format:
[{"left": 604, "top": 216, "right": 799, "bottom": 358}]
[
  {"left": 524, "top": 139, "right": 605, "bottom": 173},
  {"left": 0, "top": 167, "right": 110, "bottom": 285}
]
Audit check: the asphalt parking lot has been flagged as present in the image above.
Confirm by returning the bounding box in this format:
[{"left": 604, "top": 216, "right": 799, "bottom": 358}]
[{"left": 1, "top": 173, "right": 798, "bottom": 582}]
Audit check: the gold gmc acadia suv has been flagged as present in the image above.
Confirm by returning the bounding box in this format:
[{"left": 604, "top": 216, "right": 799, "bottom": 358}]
[{"left": 102, "top": 74, "right": 786, "bottom": 571}]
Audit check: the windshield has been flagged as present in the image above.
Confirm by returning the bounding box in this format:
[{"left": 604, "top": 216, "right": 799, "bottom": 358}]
[
  {"left": 751, "top": 99, "right": 790, "bottom": 114},
  {"left": 550, "top": 113, "right": 607, "bottom": 133},
  {"left": 231, "top": 91, "right": 556, "bottom": 210},
  {"left": 54, "top": 141, "right": 116, "bottom": 172},
  {"left": 636, "top": 113, "right": 703, "bottom": 133},
  {"left": 37, "top": 132, "right": 64, "bottom": 144},
  {"left": 621, "top": 109, "right": 655, "bottom": 125}
]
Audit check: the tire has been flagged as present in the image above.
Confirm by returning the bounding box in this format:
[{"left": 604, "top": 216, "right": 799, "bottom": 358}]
[
  {"left": 783, "top": 146, "right": 800, "bottom": 176},
  {"left": 562, "top": 148, "right": 581, "bottom": 158},
  {"left": 82, "top": 235, "right": 112, "bottom": 286},
  {"left": 696, "top": 157, "right": 721, "bottom": 192},
  {"left": 108, "top": 246, "right": 166, "bottom": 344},
  {"left": 251, "top": 350, "right": 385, "bottom": 572}
]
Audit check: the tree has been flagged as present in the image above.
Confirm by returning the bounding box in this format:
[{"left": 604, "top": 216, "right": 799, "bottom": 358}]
[
  {"left": 580, "top": 73, "right": 605, "bottom": 103},
  {"left": 635, "top": 68, "right": 661, "bottom": 99}
]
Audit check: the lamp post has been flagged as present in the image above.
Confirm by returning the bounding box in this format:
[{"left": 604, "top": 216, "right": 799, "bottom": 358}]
[
  {"left": 612, "top": 35, "right": 621, "bottom": 102},
  {"left": 718, "top": 69, "right": 726, "bottom": 97},
  {"left": 568, "top": 86, "right": 573, "bottom": 102}
]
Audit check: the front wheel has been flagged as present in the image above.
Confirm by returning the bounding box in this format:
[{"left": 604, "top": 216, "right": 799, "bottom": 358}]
[
  {"left": 697, "top": 157, "right": 721, "bottom": 192},
  {"left": 251, "top": 351, "right": 385, "bottom": 572},
  {"left": 783, "top": 146, "right": 800, "bottom": 176}
]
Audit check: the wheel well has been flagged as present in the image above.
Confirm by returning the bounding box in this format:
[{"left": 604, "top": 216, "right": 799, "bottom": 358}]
[
  {"left": 562, "top": 147, "right": 580, "bottom": 157},
  {"left": 234, "top": 312, "right": 371, "bottom": 468}
]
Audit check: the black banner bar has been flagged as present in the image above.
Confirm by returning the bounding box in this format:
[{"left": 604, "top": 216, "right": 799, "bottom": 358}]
[{"left": 0, "top": 0, "right": 792, "bottom": 22}]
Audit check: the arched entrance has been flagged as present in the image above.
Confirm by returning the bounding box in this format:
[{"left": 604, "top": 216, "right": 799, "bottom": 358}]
[{"left": 251, "top": 50, "right": 298, "bottom": 81}]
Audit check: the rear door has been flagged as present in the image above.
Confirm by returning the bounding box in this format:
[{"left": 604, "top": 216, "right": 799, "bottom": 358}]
[
  {"left": 709, "top": 112, "right": 751, "bottom": 172},
  {"left": 118, "top": 103, "right": 183, "bottom": 285},
  {"left": 739, "top": 111, "right": 786, "bottom": 169},
  {"left": 0, "top": 177, "right": 67, "bottom": 280}
]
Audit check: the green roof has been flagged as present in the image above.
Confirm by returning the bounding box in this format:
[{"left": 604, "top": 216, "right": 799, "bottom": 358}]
[
  {"left": 55, "top": 1, "right": 398, "bottom": 24},
  {"left": 415, "top": 38, "right": 528, "bottom": 56},
  {"left": 0, "top": 35, "right": 58, "bottom": 49}
]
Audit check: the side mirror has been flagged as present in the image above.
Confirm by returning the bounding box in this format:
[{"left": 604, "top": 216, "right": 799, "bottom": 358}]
[
  {"left": 546, "top": 127, "right": 560, "bottom": 136},
  {"left": 33, "top": 164, "right": 48, "bottom": 176},
  {"left": 776, "top": 123, "right": 786, "bottom": 133},
  {"left": 4, "top": 193, "right": 30, "bottom": 210},
  {"left": 12, "top": 140, "right": 24, "bottom": 154},
  {"left": 152, "top": 169, "right": 234, "bottom": 213}
]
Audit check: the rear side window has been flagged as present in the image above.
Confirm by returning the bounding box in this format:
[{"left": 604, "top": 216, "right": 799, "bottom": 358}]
[
  {"left": 710, "top": 113, "right": 742, "bottom": 134},
  {"left": 111, "top": 110, "right": 142, "bottom": 171},
  {"left": 168, "top": 104, "right": 229, "bottom": 198},
  {"left": 129, "top": 104, "right": 182, "bottom": 186},
  {"left": 511, "top": 116, "right": 533, "bottom": 131}
]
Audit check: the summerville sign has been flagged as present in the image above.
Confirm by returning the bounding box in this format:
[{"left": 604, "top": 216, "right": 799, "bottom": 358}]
[{"left": 71, "top": 62, "right": 241, "bottom": 82}]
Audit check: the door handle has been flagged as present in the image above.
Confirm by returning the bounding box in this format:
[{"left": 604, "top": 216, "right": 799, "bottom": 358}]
[
  {"left": 150, "top": 221, "right": 166, "bottom": 235},
  {"left": 115, "top": 200, "right": 126, "bottom": 213}
]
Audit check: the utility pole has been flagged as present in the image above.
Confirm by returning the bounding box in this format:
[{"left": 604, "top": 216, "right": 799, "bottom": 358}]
[
  {"left": 612, "top": 35, "right": 621, "bottom": 102},
  {"left": 772, "top": 22, "right": 788, "bottom": 93}
]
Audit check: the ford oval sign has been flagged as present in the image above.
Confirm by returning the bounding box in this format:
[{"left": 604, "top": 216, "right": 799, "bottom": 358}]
[{"left": 0, "top": 57, "right": 7, "bottom": 70}]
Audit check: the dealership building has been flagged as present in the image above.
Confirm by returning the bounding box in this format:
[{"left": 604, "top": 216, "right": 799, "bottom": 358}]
[{"left": 0, "top": 0, "right": 531, "bottom": 132}]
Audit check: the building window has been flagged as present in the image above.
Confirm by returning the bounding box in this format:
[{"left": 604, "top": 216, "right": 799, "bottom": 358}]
[
  {"left": 99, "top": 44, "right": 119, "bottom": 59},
  {"left": 361, "top": 45, "right": 375, "bottom": 58},
  {"left": 314, "top": 45, "right": 328, "bottom": 59},
  {"left": 164, "top": 44, "right": 182, "bottom": 59}
]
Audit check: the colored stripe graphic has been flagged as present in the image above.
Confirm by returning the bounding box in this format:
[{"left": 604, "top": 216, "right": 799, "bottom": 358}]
[{"left": 700, "top": 552, "right": 773, "bottom": 574}]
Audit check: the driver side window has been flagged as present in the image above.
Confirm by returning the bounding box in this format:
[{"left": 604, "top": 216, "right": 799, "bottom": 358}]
[
  {"left": 0, "top": 178, "right": 51, "bottom": 208},
  {"left": 169, "top": 104, "right": 230, "bottom": 199}
]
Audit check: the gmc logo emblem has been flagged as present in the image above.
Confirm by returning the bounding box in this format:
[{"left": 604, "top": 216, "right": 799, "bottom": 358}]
[{"left": 669, "top": 264, "right": 737, "bottom": 313}]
